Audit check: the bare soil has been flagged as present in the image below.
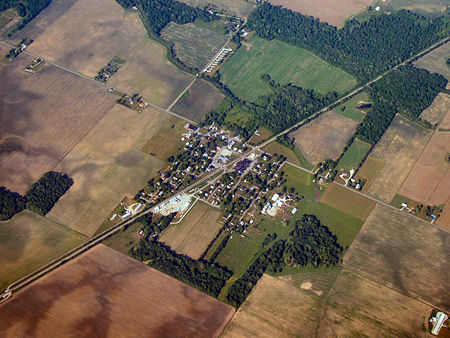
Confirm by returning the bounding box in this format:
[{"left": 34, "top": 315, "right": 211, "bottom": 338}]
[
  {"left": 268, "top": 0, "right": 373, "bottom": 27},
  {"left": 344, "top": 204, "right": 450, "bottom": 311},
  {"left": 0, "top": 52, "right": 115, "bottom": 194},
  {"left": 0, "top": 245, "right": 235, "bottom": 337},
  {"left": 289, "top": 112, "right": 359, "bottom": 165}
]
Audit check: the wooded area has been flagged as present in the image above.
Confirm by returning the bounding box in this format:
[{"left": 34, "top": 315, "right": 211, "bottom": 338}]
[{"left": 0, "top": 0, "right": 51, "bottom": 31}]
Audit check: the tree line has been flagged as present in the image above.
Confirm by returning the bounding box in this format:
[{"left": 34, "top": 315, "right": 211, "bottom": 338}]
[
  {"left": 0, "top": 171, "right": 73, "bottom": 220},
  {"left": 226, "top": 214, "right": 342, "bottom": 307},
  {"left": 129, "top": 238, "right": 233, "bottom": 297},
  {"left": 357, "top": 65, "right": 447, "bottom": 144},
  {"left": 247, "top": 3, "right": 448, "bottom": 82},
  {"left": 1, "top": 0, "right": 51, "bottom": 32}
]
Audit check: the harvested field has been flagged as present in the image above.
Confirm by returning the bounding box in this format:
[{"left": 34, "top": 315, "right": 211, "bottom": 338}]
[
  {"left": 320, "top": 183, "right": 375, "bottom": 220},
  {"left": 354, "top": 156, "right": 384, "bottom": 192},
  {"left": 47, "top": 105, "right": 166, "bottom": 236},
  {"left": 0, "top": 245, "right": 235, "bottom": 337},
  {"left": 0, "top": 52, "right": 116, "bottom": 194},
  {"left": 141, "top": 116, "right": 186, "bottom": 161},
  {"left": 319, "top": 269, "right": 432, "bottom": 337},
  {"left": 268, "top": 0, "right": 373, "bottom": 27},
  {"left": 336, "top": 138, "right": 371, "bottom": 170},
  {"left": 221, "top": 36, "right": 357, "bottom": 102},
  {"left": 398, "top": 131, "right": 450, "bottom": 206},
  {"left": 160, "top": 201, "right": 222, "bottom": 259},
  {"left": 24, "top": 0, "right": 192, "bottom": 108},
  {"left": 437, "top": 201, "right": 450, "bottom": 230},
  {"left": 178, "top": 0, "right": 256, "bottom": 17},
  {"left": 414, "top": 41, "right": 450, "bottom": 80},
  {"left": 0, "top": 210, "right": 86, "bottom": 291},
  {"left": 171, "top": 79, "right": 224, "bottom": 122},
  {"left": 439, "top": 101, "right": 450, "bottom": 130},
  {"left": 345, "top": 204, "right": 450, "bottom": 311},
  {"left": 420, "top": 93, "right": 450, "bottom": 127},
  {"left": 365, "top": 116, "right": 433, "bottom": 203},
  {"left": 289, "top": 112, "right": 359, "bottom": 165},
  {"left": 383, "top": 0, "right": 449, "bottom": 18},
  {"left": 161, "top": 21, "right": 228, "bottom": 70},
  {"left": 223, "top": 274, "right": 324, "bottom": 337}
]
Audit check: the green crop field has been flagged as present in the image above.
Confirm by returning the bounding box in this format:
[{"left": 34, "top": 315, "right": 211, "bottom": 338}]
[
  {"left": 161, "top": 20, "right": 228, "bottom": 70},
  {"left": 335, "top": 92, "right": 370, "bottom": 122},
  {"left": 216, "top": 164, "right": 363, "bottom": 278},
  {"left": 337, "top": 138, "right": 372, "bottom": 170},
  {"left": 220, "top": 36, "right": 357, "bottom": 102},
  {"left": 0, "top": 210, "right": 86, "bottom": 291}
]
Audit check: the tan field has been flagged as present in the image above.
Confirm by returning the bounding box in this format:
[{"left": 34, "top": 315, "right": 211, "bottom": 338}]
[
  {"left": 414, "top": 40, "right": 450, "bottom": 80},
  {"left": 160, "top": 201, "right": 223, "bottom": 259},
  {"left": 47, "top": 105, "right": 166, "bottom": 236},
  {"left": 0, "top": 245, "right": 235, "bottom": 337},
  {"left": 320, "top": 183, "right": 376, "bottom": 220},
  {"left": 364, "top": 116, "right": 433, "bottom": 203},
  {"left": 24, "top": 0, "right": 192, "bottom": 108},
  {"left": 319, "top": 269, "right": 432, "bottom": 337},
  {"left": 437, "top": 201, "right": 450, "bottom": 230},
  {"left": 419, "top": 93, "right": 450, "bottom": 127},
  {"left": 440, "top": 102, "right": 450, "bottom": 130},
  {"left": 344, "top": 204, "right": 450, "bottom": 311},
  {"left": 0, "top": 210, "right": 86, "bottom": 291},
  {"left": 268, "top": 0, "right": 373, "bottom": 27},
  {"left": 398, "top": 131, "right": 449, "bottom": 205},
  {"left": 289, "top": 112, "right": 359, "bottom": 165},
  {"left": 355, "top": 156, "right": 385, "bottom": 192},
  {"left": 0, "top": 52, "right": 116, "bottom": 194}
]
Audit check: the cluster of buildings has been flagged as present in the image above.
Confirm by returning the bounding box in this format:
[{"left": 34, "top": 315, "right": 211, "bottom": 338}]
[{"left": 203, "top": 47, "right": 232, "bottom": 73}]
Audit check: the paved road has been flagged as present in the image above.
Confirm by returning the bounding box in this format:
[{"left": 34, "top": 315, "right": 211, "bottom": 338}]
[{"left": 1, "top": 35, "right": 448, "bottom": 300}]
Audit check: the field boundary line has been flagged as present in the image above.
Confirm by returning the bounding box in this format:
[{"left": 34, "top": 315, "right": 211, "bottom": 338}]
[{"left": 170, "top": 197, "right": 198, "bottom": 225}]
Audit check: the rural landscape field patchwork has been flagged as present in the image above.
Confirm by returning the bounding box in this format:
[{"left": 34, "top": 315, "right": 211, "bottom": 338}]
[{"left": 0, "top": 0, "right": 449, "bottom": 336}]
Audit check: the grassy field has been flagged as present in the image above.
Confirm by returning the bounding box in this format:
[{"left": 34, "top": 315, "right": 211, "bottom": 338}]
[
  {"left": 160, "top": 201, "right": 223, "bottom": 259},
  {"left": 364, "top": 116, "right": 433, "bottom": 203},
  {"left": 47, "top": 105, "right": 166, "bottom": 236},
  {"left": 262, "top": 142, "right": 301, "bottom": 166},
  {"left": 0, "top": 210, "right": 86, "bottom": 291},
  {"left": 268, "top": 0, "right": 373, "bottom": 27},
  {"left": 398, "top": 130, "right": 450, "bottom": 205},
  {"left": 220, "top": 36, "right": 357, "bottom": 102},
  {"left": 171, "top": 79, "right": 224, "bottom": 121},
  {"left": 345, "top": 204, "right": 450, "bottom": 311},
  {"left": 102, "top": 221, "right": 144, "bottom": 255},
  {"left": 0, "top": 51, "right": 116, "bottom": 194},
  {"left": 320, "top": 183, "right": 376, "bottom": 221},
  {"left": 420, "top": 93, "right": 450, "bottom": 127},
  {"left": 414, "top": 41, "right": 450, "bottom": 81},
  {"left": 336, "top": 138, "right": 372, "bottom": 170},
  {"left": 216, "top": 164, "right": 363, "bottom": 277},
  {"left": 178, "top": 0, "right": 256, "bottom": 17},
  {"left": 141, "top": 116, "right": 186, "bottom": 161},
  {"left": 0, "top": 8, "right": 18, "bottom": 30},
  {"left": 162, "top": 20, "right": 228, "bottom": 70},
  {"left": 289, "top": 112, "right": 359, "bottom": 165},
  {"left": 383, "top": 0, "right": 449, "bottom": 18},
  {"left": 0, "top": 245, "right": 235, "bottom": 337},
  {"left": 23, "top": 0, "right": 192, "bottom": 108},
  {"left": 334, "top": 91, "right": 370, "bottom": 122}
]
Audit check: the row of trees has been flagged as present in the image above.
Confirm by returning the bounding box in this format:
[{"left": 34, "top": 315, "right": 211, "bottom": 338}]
[
  {"left": 357, "top": 65, "right": 447, "bottom": 144},
  {"left": 247, "top": 3, "right": 448, "bottom": 81},
  {"left": 1, "top": 0, "right": 51, "bottom": 32},
  {"left": 0, "top": 171, "right": 73, "bottom": 220},
  {"left": 226, "top": 214, "right": 342, "bottom": 307},
  {"left": 130, "top": 239, "right": 232, "bottom": 297}
]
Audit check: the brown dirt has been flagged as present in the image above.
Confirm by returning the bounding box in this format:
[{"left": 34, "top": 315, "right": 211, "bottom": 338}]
[
  {"left": 437, "top": 200, "right": 450, "bottom": 230},
  {"left": 344, "top": 204, "right": 450, "bottom": 312},
  {"left": 398, "top": 131, "right": 449, "bottom": 206},
  {"left": 319, "top": 269, "right": 432, "bottom": 337},
  {"left": 0, "top": 52, "right": 116, "bottom": 194},
  {"left": 320, "top": 183, "right": 376, "bottom": 220},
  {"left": 366, "top": 116, "right": 433, "bottom": 203},
  {"left": 289, "top": 112, "right": 359, "bottom": 165},
  {"left": 268, "top": 0, "right": 373, "bottom": 27},
  {"left": 419, "top": 93, "right": 450, "bottom": 127},
  {"left": 24, "top": 0, "right": 192, "bottom": 108},
  {"left": 47, "top": 105, "right": 166, "bottom": 236},
  {"left": 171, "top": 79, "right": 224, "bottom": 122},
  {"left": 0, "top": 245, "right": 235, "bottom": 337}
]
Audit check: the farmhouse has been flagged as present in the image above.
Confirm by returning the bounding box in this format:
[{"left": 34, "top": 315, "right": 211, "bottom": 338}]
[{"left": 430, "top": 311, "right": 448, "bottom": 335}]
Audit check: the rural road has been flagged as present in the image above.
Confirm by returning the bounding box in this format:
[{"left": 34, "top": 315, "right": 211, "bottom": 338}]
[{"left": 0, "top": 34, "right": 448, "bottom": 300}]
